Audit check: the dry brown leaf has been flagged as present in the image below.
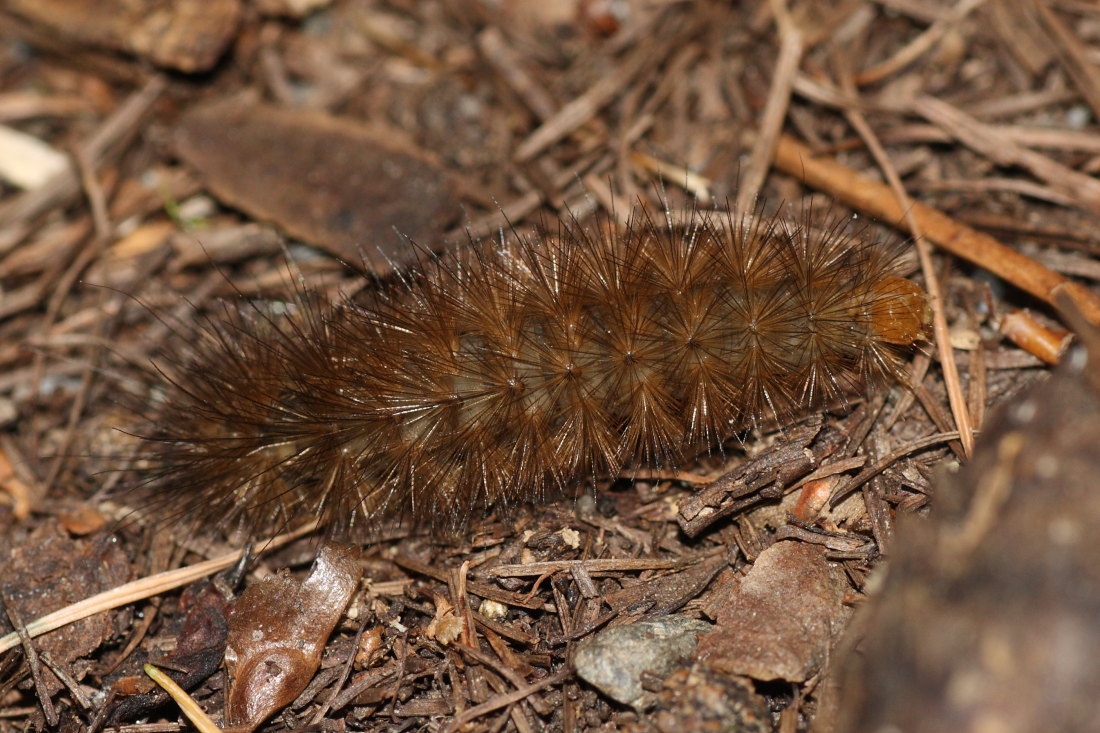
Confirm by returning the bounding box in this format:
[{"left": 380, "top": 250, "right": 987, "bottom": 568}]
[
  {"left": 698, "top": 541, "right": 851, "bottom": 682},
  {"left": 174, "top": 99, "right": 460, "bottom": 270},
  {"left": 223, "top": 542, "right": 362, "bottom": 731},
  {"left": 108, "top": 579, "right": 231, "bottom": 726}
]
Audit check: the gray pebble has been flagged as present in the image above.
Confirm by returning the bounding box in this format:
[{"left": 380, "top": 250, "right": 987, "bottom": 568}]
[{"left": 573, "top": 616, "right": 712, "bottom": 707}]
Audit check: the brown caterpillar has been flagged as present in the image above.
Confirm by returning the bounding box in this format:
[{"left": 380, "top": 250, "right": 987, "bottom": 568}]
[{"left": 132, "top": 206, "right": 928, "bottom": 539}]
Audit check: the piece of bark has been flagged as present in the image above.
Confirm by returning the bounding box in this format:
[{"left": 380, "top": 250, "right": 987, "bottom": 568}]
[
  {"left": 824, "top": 332, "right": 1100, "bottom": 732},
  {"left": 602, "top": 554, "right": 727, "bottom": 616},
  {"left": 5, "top": 0, "right": 241, "bottom": 72},
  {"left": 0, "top": 522, "right": 131, "bottom": 695}
]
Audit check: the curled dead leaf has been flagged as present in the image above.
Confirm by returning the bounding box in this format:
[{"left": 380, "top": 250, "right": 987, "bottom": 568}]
[{"left": 223, "top": 542, "right": 361, "bottom": 731}]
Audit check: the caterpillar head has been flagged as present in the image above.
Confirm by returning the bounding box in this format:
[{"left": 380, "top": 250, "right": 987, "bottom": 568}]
[{"left": 868, "top": 276, "right": 932, "bottom": 346}]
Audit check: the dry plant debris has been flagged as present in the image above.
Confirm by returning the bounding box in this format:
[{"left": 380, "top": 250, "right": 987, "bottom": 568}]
[{"left": 0, "top": 0, "right": 1097, "bottom": 731}]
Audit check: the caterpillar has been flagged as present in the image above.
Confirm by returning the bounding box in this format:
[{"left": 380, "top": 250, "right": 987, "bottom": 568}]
[{"left": 131, "top": 206, "right": 928, "bottom": 540}]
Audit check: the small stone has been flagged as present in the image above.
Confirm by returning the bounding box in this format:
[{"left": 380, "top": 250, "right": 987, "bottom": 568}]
[{"left": 574, "top": 616, "right": 712, "bottom": 707}]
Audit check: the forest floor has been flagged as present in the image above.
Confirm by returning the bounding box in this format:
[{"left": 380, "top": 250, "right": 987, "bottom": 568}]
[{"left": 1, "top": 0, "right": 1099, "bottom": 731}]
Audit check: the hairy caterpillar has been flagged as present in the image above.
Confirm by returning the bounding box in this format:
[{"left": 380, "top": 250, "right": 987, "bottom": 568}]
[{"left": 132, "top": 206, "right": 928, "bottom": 539}]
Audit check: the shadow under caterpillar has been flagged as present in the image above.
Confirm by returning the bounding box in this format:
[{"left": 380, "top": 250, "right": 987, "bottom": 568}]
[{"left": 131, "top": 206, "right": 929, "bottom": 539}]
